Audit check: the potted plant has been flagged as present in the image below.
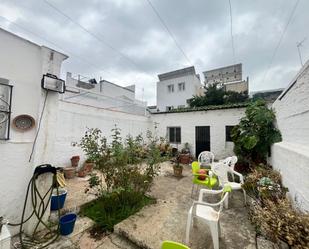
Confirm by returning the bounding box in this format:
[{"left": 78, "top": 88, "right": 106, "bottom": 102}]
[
  {"left": 84, "top": 158, "right": 95, "bottom": 174},
  {"left": 173, "top": 154, "right": 183, "bottom": 177},
  {"left": 70, "top": 155, "right": 80, "bottom": 167},
  {"left": 179, "top": 143, "right": 191, "bottom": 164},
  {"left": 77, "top": 168, "right": 87, "bottom": 177}
]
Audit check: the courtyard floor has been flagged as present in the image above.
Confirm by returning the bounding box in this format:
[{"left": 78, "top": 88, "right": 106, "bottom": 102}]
[{"left": 12, "top": 162, "right": 256, "bottom": 249}]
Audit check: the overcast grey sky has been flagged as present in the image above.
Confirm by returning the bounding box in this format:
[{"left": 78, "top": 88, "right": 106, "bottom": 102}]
[{"left": 0, "top": 0, "right": 308, "bottom": 105}]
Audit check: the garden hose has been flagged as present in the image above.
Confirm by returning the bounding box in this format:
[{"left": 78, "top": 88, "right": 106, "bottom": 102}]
[{"left": 7, "top": 164, "right": 62, "bottom": 249}]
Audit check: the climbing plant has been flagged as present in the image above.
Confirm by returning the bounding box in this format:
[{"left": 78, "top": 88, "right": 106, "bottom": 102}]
[{"left": 231, "top": 100, "right": 282, "bottom": 166}]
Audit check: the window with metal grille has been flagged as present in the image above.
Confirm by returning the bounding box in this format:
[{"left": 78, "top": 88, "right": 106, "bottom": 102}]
[
  {"left": 168, "top": 127, "right": 181, "bottom": 143},
  {"left": 0, "top": 78, "right": 13, "bottom": 140},
  {"left": 225, "top": 126, "right": 235, "bottom": 142}
]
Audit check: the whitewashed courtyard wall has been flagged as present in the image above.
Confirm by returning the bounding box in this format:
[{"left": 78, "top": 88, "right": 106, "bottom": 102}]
[
  {"left": 152, "top": 108, "right": 246, "bottom": 159},
  {"left": 53, "top": 100, "right": 153, "bottom": 167},
  {"left": 269, "top": 61, "right": 309, "bottom": 212}
]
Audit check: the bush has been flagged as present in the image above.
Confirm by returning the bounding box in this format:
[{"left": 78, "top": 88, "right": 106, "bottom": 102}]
[
  {"left": 80, "top": 125, "right": 164, "bottom": 196},
  {"left": 252, "top": 198, "right": 309, "bottom": 248},
  {"left": 231, "top": 100, "right": 282, "bottom": 166},
  {"left": 242, "top": 165, "right": 288, "bottom": 204}
]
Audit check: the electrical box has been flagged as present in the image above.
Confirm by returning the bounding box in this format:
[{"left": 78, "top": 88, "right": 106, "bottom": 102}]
[
  {"left": 41, "top": 74, "right": 65, "bottom": 93},
  {"left": 0, "top": 225, "right": 11, "bottom": 249}
]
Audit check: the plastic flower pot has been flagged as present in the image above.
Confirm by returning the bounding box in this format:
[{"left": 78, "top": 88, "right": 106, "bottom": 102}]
[
  {"left": 60, "top": 213, "right": 77, "bottom": 236},
  {"left": 51, "top": 189, "right": 67, "bottom": 211}
]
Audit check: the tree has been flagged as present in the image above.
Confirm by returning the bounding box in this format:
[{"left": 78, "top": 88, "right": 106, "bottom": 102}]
[{"left": 189, "top": 84, "right": 248, "bottom": 107}]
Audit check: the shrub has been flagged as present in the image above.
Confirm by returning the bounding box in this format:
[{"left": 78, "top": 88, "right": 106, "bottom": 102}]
[
  {"left": 80, "top": 125, "right": 164, "bottom": 196},
  {"left": 252, "top": 198, "right": 309, "bottom": 248},
  {"left": 231, "top": 100, "right": 282, "bottom": 166},
  {"left": 242, "top": 165, "right": 287, "bottom": 204}
]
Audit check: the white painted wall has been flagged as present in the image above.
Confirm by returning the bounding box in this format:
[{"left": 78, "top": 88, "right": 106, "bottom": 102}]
[
  {"left": 52, "top": 100, "right": 153, "bottom": 167},
  {"left": 156, "top": 74, "right": 202, "bottom": 111},
  {"left": 0, "top": 28, "right": 67, "bottom": 235},
  {"left": 152, "top": 108, "right": 246, "bottom": 159},
  {"left": 269, "top": 61, "right": 309, "bottom": 211}
]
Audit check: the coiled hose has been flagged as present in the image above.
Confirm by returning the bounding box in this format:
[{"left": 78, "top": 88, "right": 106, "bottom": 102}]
[{"left": 7, "top": 164, "right": 61, "bottom": 249}]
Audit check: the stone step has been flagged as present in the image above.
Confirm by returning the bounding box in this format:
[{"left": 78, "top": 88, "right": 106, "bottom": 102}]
[{"left": 109, "top": 233, "right": 142, "bottom": 249}]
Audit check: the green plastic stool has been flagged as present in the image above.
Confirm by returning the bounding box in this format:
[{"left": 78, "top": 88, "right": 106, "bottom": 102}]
[{"left": 161, "top": 240, "right": 190, "bottom": 249}]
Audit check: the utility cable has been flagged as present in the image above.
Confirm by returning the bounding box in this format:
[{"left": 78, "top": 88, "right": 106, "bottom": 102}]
[
  {"left": 145, "top": 0, "right": 192, "bottom": 66},
  {"left": 28, "top": 91, "right": 48, "bottom": 162},
  {"left": 0, "top": 16, "right": 121, "bottom": 81},
  {"left": 228, "top": 0, "right": 236, "bottom": 64},
  {"left": 43, "top": 0, "right": 140, "bottom": 70},
  {"left": 262, "top": 0, "right": 301, "bottom": 83}
]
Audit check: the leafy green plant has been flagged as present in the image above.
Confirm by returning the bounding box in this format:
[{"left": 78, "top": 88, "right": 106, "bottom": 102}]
[
  {"left": 80, "top": 126, "right": 164, "bottom": 197},
  {"left": 189, "top": 84, "right": 249, "bottom": 107},
  {"left": 80, "top": 190, "right": 155, "bottom": 232},
  {"left": 231, "top": 100, "right": 282, "bottom": 165}
]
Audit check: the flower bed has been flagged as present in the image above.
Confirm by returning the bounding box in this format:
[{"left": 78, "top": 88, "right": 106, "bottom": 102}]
[{"left": 243, "top": 165, "right": 309, "bottom": 248}]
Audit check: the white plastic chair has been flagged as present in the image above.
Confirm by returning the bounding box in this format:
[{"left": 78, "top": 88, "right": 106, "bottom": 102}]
[
  {"left": 185, "top": 188, "right": 229, "bottom": 249},
  {"left": 221, "top": 156, "right": 238, "bottom": 182},
  {"left": 197, "top": 151, "right": 215, "bottom": 168},
  {"left": 212, "top": 162, "right": 246, "bottom": 206}
]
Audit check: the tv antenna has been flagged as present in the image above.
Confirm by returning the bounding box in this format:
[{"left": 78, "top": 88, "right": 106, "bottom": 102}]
[{"left": 297, "top": 37, "right": 307, "bottom": 66}]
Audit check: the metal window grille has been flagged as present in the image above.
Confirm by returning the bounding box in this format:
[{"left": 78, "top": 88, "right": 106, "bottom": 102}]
[{"left": 0, "top": 81, "right": 13, "bottom": 140}]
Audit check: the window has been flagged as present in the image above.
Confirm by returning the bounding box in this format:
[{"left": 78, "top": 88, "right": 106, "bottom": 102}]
[
  {"left": 225, "top": 126, "right": 235, "bottom": 142},
  {"left": 178, "top": 82, "right": 185, "bottom": 91},
  {"left": 168, "top": 127, "right": 181, "bottom": 143},
  {"left": 167, "top": 84, "right": 174, "bottom": 93},
  {"left": 0, "top": 78, "right": 13, "bottom": 140},
  {"left": 166, "top": 106, "right": 173, "bottom": 111}
]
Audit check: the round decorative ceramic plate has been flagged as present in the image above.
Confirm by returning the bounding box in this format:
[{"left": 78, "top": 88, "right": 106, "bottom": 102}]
[{"left": 13, "top": 114, "right": 35, "bottom": 131}]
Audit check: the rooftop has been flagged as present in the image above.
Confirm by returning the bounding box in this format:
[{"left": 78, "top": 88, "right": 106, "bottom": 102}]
[
  {"left": 153, "top": 102, "right": 249, "bottom": 114},
  {"left": 158, "top": 66, "right": 196, "bottom": 81}
]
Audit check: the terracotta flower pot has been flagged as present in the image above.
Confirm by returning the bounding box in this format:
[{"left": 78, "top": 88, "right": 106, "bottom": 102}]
[
  {"left": 179, "top": 154, "right": 190, "bottom": 164},
  {"left": 84, "top": 162, "right": 94, "bottom": 174},
  {"left": 63, "top": 167, "right": 75, "bottom": 179},
  {"left": 70, "top": 156, "right": 80, "bottom": 167},
  {"left": 173, "top": 165, "right": 183, "bottom": 177},
  {"left": 77, "top": 170, "right": 87, "bottom": 178}
]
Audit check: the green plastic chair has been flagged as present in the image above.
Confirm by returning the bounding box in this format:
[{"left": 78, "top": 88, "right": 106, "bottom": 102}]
[
  {"left": 191, "top": 161, "right": 217, "bottom": 197},
  {"left": 161, "top": 240, "right": 190, "bottom": 249}
]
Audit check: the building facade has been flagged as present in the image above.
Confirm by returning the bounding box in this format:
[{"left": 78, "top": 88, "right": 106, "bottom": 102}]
[
  {"left": 152, "top": 105, "right": 247, "bottom": 159},
  {"left": 65, "top": 72, "right": 147, "bottom": 115},
  {"left": 156, "top": 66, "right": 203, "bottom": 112},
  {"left": 203, "top": 63, "right": 248, "bottom": 93}
]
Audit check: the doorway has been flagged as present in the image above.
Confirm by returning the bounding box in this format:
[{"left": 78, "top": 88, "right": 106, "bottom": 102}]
[{"left": 195, "top": 126, "right": 210, "bottom": 158}]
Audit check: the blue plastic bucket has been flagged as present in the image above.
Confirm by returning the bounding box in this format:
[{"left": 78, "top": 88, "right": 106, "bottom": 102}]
[
  {"left": 59, "top": 213, "right": 77, "bottom": 236},
  {"left": 51, "top": 189, "right": 67, "bottom": 211}
]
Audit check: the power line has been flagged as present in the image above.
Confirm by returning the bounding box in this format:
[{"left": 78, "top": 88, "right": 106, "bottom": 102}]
[
  {"left": 43, "top": 0, "right": 141, "bottom": 70},
  {"left": 262, "top": 0, "right": 301, "bottom": 83},
  {"left": 228, "top": 0, "right": 236, "bottom": 64},
  {"left": 0, "top": 15, "right": 122, "bottom": 82},
  {"left": 145, "top": 0, "right": 192, "bottom": 66}
]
